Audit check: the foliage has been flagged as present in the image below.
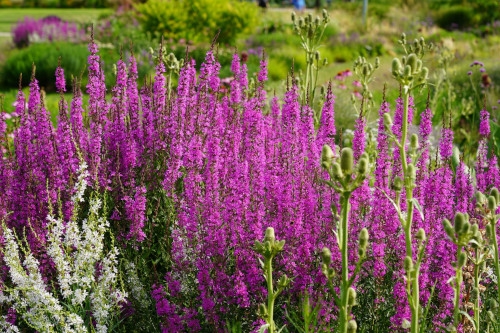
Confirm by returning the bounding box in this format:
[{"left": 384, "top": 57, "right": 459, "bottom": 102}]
[
  {"left": 135, "top": 0, "right": 260, "bottom": 45},
  {"left": 434, "top": 5, "right": 478, "bottom": 31}
]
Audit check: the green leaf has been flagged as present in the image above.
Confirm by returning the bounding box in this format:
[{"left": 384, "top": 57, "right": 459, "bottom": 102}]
[
  {"left": 411, "top": 198, "right": 425, "bottom": 221},
  {"left": 258, "top": 324, "right": 270, "bottom": 333}
]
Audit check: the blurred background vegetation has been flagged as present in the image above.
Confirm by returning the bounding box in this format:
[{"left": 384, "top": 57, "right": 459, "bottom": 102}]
[{"left": 0, "top": 0, "right": 499, "bottom": 160}]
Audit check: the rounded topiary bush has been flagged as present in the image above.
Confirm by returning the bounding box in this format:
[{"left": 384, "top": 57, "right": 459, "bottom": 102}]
[{"left": 434, "top": 5, "right": 478, "bottom": 31}]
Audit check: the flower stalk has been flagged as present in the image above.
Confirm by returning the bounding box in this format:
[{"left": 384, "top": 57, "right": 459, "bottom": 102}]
[
  {"left": 321, "top": 146, "right": 370, "bottom": 333},
  {"left": 254, "top": 227, "right": 291, "bottom": 333}
]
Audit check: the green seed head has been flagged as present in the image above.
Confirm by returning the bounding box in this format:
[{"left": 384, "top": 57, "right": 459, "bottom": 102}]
[
  {"left": 454, "top": 213, "right": 466, "bottom": 234},
  {"left": 340, "top": 148, "right": 354, "bottom": 175},
  {"left": 407, "top": 54, "right": 418, "bottom": 73},
  {"left": 347, "top": 319, "right": 358, "bottom": 333},
  {"left": 443, "top": 218, "right": 455, "bottom": 240},
  {"left": 359, "top": 227, "right": 369, "bottom": 248},
  {"left": 491, "top": 188, "right": 500, "bottom": 203},
  {"left": 383, "top": 113, "right": 393, "bottom": 128},
  {"left": 347, "top": 287, "right": 357, "bottom": 306},
  {"left": 321, "top": 247, "right": 332, "bottom": 266},
  {"left": 461, "top": 221, "right": 471, "bottom": 236},
  {"left": 358, "top": 158, "right": 368, "bottom": 176},
  {"left": 407, "top": 164, "right": 416, "bottom": 181},
  {"left": 416, "top": 228, "right": 426, "bottom": 242},
  {"left": 391, "top": 58, "right": 402, "bottom": 77},
  {"left": 332, "top": 163, "right": 343, "bottom": 180},
  {"left": 264, "top": 227, "right": 275, "bottom": 243},
  {"left": 458, "top": 251, "right": 467, "bottom": 268},
  {"left": 321, "top": 144, "right": 335, "bottom": 169},
  {"left": 488, "top": 195, "right": 497, "bottom": 211},
  {"left": 404, "top": 256, "right": 413, "bottom": 272},
  {"left": 486, "top": 223, "right": 493, "bottom": 239},
  {"left": 392, "top": 176, "right": 403, "bottom": 192},
  {"left": 410, "top": 133, "right": 419, "bottom": 150}
]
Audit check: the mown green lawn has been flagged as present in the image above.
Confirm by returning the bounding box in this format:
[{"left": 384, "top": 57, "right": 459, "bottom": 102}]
[{"left": 0, "top": 8, "right": 112, "bottom": 32}]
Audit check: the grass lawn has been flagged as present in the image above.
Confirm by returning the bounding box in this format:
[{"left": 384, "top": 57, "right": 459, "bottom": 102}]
[{"left": 0, "top": 8, "right": 112, "bottom": 32}]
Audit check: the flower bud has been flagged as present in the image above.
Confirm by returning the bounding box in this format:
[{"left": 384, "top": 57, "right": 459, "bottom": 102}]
[
  {"left": 359, "top": 228, "right": 369, "bottom": 249},
  {"left": 258, "top": 303, "right": 268, "bottom": 317},
  {"left": 416, "top": 228, "right": 426, "bottom": 242},
  {"left": 347, "top": 287, "right": 357, "bottom": 306},
  {"left": 321, "top": 247, "right": 332, "bottom": 266},
  {"left": 383, "top": 113, "right": 393, "bottom": 128},
  {"left": 347, "top": 319, "right": 357, "bottom": 333},
  {"left": 291, "top": 11, "right": 296, "bottom": 22},
  {"left": 486, "top": 223, "right": 493, "bottom": 239},
  {"left": 457, "top": 251, "right": 467, "bottom": 268},
  {"left": 410, "top": 133, "right": 419, "bottom": 150},
  {"left": 404, "top": 256, "right": 413, "bottom": 272},
  {"left": 362, "top": 64, "right": 369, "bottom": 76},
  {"left": 461, "top": 221, "right": 470, "bottom": 236},
  {"left": 264, "top": 227, "right": 275, "bottom": 243},
  {"left": 488, "top": 195, "right": 497, "bottom": 211},
  {"left": 407, "top": 54, "right": 418, "bottom": 73},
  {"left": 403, "top": 65, "right": 412, "bottom": 78},
  {"left": 415, "top": 59, "right": 423, "bottom": 73},
  {"left": 475, "top": 191, "right": 486, "bottom": 205},
  {"left": 321, "top": 144, "right": 335, "bottom": 169},
  {"left": 454, "top": 213, "right": 466, "bottom": 234},
  {"left": 391, "top": 58, "right": 402, "bottom": 77},
  {"left": 406, "top": 164, "right": 416, "bottom": 181},
  {"left": 392, "top": 176, "right": 403, "bottom": 192},
  {"left": 358, "top": 158, "right": 368, "bottom": 176},
  {"left": 443, "top": 218, "right": 455, "bottom": 240},
  {"left": 420, "top": 67, "right": 429, "bottom": 82},
  {"left": 332, "top": 163, "right": 343, "bottom": 180},
  {"left": 471, "top": 223, "right": 478, "bottom": 236},
  {"left": 340, "top": 148, "right": 354, "bottom": 175},
  {"left": 315, "top": 51, "right": 320, "bottom": 61},
  {"left": 491, "top": 188, "right": 500, "bottom": 203}
]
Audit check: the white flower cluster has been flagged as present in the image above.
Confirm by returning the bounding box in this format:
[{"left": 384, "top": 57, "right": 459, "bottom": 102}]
[
  {"left": 0, "top": 162, "right": 127, "bottom": 332},
  {"left": 0, "top": 317, "right": 20, "bottom": 333},
  {"left": 485, "top": 266, "right": 498, "bottom": 284},
  {"left": 124, "top": 261, "right": 150, "bottom": 309}
]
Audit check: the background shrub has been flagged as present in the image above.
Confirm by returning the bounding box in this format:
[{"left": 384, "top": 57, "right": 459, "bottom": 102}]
[
  {"left": 135, "top": 0, "right": 260, "bottom": 45},
  {"left": 0, "top": 41, "right": 131, "bottom": 92},
  {"left": 434, "top": 5, "right": 477, "bottom": 31}
]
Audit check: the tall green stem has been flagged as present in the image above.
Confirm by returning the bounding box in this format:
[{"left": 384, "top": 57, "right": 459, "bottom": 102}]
[
  {"left": 490, "top": 217, "right": 500, "bottom": 311},
  {"left": 474, "top": 249, "right": 481, "bottom": 332},
  {"left": 267, "top": 258, "right": 275, "bottom": 333},
  {"left": 453, "top": 246, "right": 462, "bottom": 328},
  {"left": 340, "top": 192, "right": 351, "bottom": 333},
  {"left": 400, "top": 91, "right": 419, "bottom": 333}
]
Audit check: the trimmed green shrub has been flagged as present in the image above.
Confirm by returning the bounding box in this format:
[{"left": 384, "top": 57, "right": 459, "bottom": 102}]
[
  {"left": 135, "top": 0, "right": 260, "bottom": 45},
  {"left": 435, "top": 5, "right": 478, "bottom": 31},
  {"left": 0, "top": 41, "right": 137, "bottom": 92}
]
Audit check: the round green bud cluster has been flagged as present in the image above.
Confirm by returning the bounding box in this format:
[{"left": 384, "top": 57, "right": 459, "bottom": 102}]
[
  {"left": 254, "top": 227, "right": 285, "bottom": 259},
  {"left": 347, "top": 320, "right": 358, "bottom": 333},
  {"left": 341, "top": 148, "right": 354, "bottom": 176}
]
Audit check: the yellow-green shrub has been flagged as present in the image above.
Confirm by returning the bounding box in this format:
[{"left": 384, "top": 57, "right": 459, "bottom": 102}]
[{"left": 135, "top": 0, "right": 259, "bottom": 45}]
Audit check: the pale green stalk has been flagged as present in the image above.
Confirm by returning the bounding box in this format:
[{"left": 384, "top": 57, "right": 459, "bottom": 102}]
[
  {"left": 339, "top": 192, "right": 351, "bottom": 333},
  {"left": 399, "top": 90, "right": 419, "bottom": 333}
]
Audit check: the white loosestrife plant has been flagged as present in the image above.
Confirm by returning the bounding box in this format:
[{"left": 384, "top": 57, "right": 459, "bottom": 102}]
[{"left": 0, "top": 162, "right": 127, "bottom": 333}]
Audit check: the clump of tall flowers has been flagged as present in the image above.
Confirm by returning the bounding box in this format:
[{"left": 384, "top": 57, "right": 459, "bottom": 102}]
[{"left": 0, "top": 162, "right": 127, "bottom": 332}]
